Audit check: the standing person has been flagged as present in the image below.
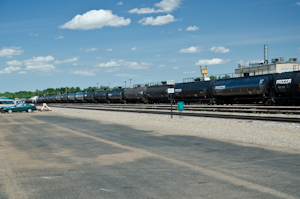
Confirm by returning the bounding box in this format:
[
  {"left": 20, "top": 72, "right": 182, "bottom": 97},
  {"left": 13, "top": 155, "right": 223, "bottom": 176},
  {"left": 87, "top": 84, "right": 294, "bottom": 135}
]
[{"left": 41, "top": 103, "right": 52, "bottom": 111}]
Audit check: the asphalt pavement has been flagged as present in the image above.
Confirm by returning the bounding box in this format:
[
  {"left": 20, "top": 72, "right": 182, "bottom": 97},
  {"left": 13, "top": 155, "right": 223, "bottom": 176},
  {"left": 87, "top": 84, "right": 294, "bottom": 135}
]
[{"left": 0, "top": 112, "right": 299, "bottom": 199}]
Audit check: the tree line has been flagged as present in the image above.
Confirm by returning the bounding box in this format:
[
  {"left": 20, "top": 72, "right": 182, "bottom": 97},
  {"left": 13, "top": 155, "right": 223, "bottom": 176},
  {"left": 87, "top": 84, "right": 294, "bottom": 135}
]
[{"left": 0, "top": 85, "right": 111, "bottom": 99}]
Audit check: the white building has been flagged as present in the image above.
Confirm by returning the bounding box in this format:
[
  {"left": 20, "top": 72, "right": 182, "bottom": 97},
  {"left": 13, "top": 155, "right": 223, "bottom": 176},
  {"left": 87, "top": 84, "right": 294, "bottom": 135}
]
[
  {"left": 235, "top": 45, "right": 299, "bottom": 77},
  {"left": 235, "top": 58, "right": 300, "bottom": 77}
]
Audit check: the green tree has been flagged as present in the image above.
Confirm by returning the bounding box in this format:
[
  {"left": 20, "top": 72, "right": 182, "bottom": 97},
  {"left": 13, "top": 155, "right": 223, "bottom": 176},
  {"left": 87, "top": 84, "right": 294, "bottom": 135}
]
[
  {"left": 209, "top": 75, "right": 217, "bottom": 80},
  {"left": 222, "top": 74, "right": 231, "bottom": 79}
]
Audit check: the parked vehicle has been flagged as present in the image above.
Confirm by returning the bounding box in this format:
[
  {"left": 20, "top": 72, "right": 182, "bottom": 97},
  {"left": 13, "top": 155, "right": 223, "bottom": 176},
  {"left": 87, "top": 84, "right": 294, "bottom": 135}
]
[{"left": 1, "top": 103, "right": 37, "bottom": 113}]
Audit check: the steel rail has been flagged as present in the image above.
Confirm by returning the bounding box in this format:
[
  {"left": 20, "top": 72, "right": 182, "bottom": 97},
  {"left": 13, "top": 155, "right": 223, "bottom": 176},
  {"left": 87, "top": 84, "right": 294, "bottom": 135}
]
[{"left": 49, "top": 104, "right": 300, "bottom": 123}]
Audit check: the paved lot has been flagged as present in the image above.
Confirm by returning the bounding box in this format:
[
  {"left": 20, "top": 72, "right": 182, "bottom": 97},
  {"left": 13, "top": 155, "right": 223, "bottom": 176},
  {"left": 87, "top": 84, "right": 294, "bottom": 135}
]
[{"left": 0, "top": 112, "right": 299, "bottom": 198}]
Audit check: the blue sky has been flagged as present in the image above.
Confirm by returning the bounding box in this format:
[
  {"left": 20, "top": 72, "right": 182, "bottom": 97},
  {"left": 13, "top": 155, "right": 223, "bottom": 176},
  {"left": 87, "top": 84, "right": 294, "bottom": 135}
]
[{"left": 0, "top": 0, "right": 299, "bottom": 93}]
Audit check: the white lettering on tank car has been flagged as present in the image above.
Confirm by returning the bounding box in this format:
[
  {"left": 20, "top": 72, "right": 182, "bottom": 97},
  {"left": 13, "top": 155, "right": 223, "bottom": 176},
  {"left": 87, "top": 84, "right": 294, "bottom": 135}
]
[
  {"left": 215, "top": 85, "right": 225, "bottom": 90},
  {"left": 175, "top": 89, "right": 182, "bottom": 92},
  {"left": 276, "top": 79, "right": 292, "bottom": 85},
  {"left": 259, "top": 79, "right": 265, "bottom": 85}
]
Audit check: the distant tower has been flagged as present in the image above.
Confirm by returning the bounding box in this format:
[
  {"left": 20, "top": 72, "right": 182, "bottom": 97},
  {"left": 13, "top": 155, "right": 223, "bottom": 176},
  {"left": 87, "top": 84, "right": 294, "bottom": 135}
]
[{"left": 200, "top": 66, "right": 208, "bottom": 80}]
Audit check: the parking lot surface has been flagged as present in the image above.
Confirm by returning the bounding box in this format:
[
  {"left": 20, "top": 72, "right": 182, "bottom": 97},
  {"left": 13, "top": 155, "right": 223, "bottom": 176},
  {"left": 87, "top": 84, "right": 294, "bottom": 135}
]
[{"left": 0, "top": 111, "right": 299, "bottom": 199}]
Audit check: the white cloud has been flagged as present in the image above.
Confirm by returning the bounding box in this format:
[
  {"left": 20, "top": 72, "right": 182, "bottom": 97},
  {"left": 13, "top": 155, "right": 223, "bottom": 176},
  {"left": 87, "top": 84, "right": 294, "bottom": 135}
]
[
  {"left": 115, "top": 73, "right": 138, "bottom": 77},
  {"left": 58, "top": 9, "right": 131, "bottom": 30},
  {"left": 98, "top": 59, "right": 151, "bottom": 69},
  {"left": 158, "top": 64, "right": 165, "bottom": 67},
  {"left": 24, "top": 55, "right": 56, "bottom": 72},
  {"left": 26, "top": 64, "right": 55, "bottom": 72},
  {"left": 106, "top": 48, "right": 113, "bottom": 51},
  {"left": 178, "top": 28, "right": 182, "bottom": 31},
  {"left": 131, "top": 47, "right": 137, "bottom": 50},
  {"left": 29, "top": 33, "right": 38, "bottom": 36},
  {"left": 123, "top": 61, "right": 152, "bottom": 69},
  {"left": 138, "top": 14, "right": 177, "bottom": 26},
  {"left": 195, "top": 58, "right": 230, "bottom": 65},
  {"left": 172, "top": 67, "right": 179, "bottom": 69},
  {"left": 129, "top": 0, "right": 182, "bottom": 14},
  {"left": 178, "top": 46, "right": 202, "bottom": 53},
  {"left": 0, "top": 66, "right": 22, "bottom": 74},
  {"left": 183, "top": 71, "right": 195, "bottom": 74},
  {"left": 186, "top": 25, "right": 199, "bottom": 31},
  {"left": 70, "top": 70, "right": 96, "bottom": 76},
  {"left": 167, "top": 59, "right": 176, "bottom": 62},
  {"left": 82, "top": 48, "right": 97, "bottom": 52},
  {"left": 117, "top": 1, "right": 123, "bottom": 5},
  {"left": 6, "top": 60, "right": 22, "bottom": 66},
  {"left": 209, "top": 46, "right": 230, "bottom": 53},
  {"left": 18, "top": 71, "right": 27, "bottom": 74},
  {"left": 0, "top": 46, "right": 24, "bottom": 58},
  {"left": 156, "top": 55, "right": 161, "bottom": 57},
  {"left": 98, "top": 59, "right": 124, "bottom": 67},
  {"left": 73, "top": 63, "right": 78, "bottom": 66},
  {"left": 54, "top": 57, "right": 79, "bottom": 64},
  {"left": 296, "top": 2, "right": 300, "bottom": 5},
  {"left": 298, "top": 47, "right": 300, "bottom": 50},
  {"left": 54, "top": 36, "right": 64, "bottom": 39}
]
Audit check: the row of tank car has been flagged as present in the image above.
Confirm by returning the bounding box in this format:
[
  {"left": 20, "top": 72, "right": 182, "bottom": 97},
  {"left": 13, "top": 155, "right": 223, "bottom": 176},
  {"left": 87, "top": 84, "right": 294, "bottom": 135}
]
[{"left": 32, "top": 70, "right": 300, "bottom": 105}]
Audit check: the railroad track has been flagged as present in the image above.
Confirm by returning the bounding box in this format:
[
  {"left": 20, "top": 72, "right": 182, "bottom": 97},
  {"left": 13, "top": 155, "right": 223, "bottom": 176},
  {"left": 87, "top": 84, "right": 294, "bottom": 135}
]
[{"left": 48, "top": 103, "right": 300, "bottom": 123}]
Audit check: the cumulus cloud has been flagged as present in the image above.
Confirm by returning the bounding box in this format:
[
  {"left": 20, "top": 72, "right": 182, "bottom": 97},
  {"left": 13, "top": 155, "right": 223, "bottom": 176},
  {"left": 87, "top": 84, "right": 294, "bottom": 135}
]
[
  {"left": 186, "top": 25, "right": 199, "bottom": 31},
  {"left": 54, "top": 57, "right": 79, "bottom": 64},
  {"left": 131, "top": 47, "right": 137, "bottom": 50},
  {"left": 97, "top": 59, "right": 152, "bottom": 69},
  {"left": 178, "top": 46, "right": 202, "bottom": 53},
  {"left": 123, "top": 61, "right": 152, "bottom": 69},
  {"left": 129, "top": 0, "right": 182, "bottom": 14},
  {"left": 0, "top": 46, "right": 24, "bottom": 58},
  {"left": 70, "top": 70, "right": 97, "bottom": 76},
  {"left": 296, "top": 2, "right": 300, "bottom": 5},
  {"left": 106, "top": 48, "right": 113, "bottom": 51},
  {"left": 195, "top": 58, "right": 230, "bottom": 65},
  {"left": 138, "top": 14, "right": 177, "bottom": 26},
  {"left": 209, "top": 46, "right": 230, "bottom": 53},
  {"left": 6, "top": 60, "right": 23, "bottom": 66},
  {"left": 24, "top": 55, "right": 55, "bottom": 72},
  {"left": 54, "top": 36, "right": 64, "bottom": 39},
  {"left": 158, "top": 64, "right": 165, "bottom": 67},
  {"left": 98, "top": 59, "right": 124, "bottom": 67},
  {"left": 58, "top": 9, "right": 131, "bottom": 30},
  {"left": 117, "top": 1, "right": 123, "bottom": 5},
  {"left": 0, "top": 66, "right": 22, "bottom": 74},
  {"left": 178, "top": 28, "right": 182, "bottom": 31},
  {"left": 80, "top": 48, "right": 97, "bottom": 52},
  {"left": 172, "top": 67, "right": 179, "bottom": 69}
]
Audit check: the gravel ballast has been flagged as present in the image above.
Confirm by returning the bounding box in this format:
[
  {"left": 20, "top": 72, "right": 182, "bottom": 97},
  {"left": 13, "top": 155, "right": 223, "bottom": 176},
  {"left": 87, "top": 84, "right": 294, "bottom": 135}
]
[{"left": 41, "top": 107, "right": 300, "bottom": 153}]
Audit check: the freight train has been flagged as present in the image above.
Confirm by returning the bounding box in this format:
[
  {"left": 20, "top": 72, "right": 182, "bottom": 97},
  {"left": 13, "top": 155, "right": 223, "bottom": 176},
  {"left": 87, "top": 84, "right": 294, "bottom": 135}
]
[{"left": 26, "top": 70, "right": 300, "bottom": 106}]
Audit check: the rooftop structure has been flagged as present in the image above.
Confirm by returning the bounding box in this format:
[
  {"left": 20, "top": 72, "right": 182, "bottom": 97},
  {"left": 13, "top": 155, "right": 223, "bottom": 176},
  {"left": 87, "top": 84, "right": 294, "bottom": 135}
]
[{"left": 235, "top": 45, "right": 299, "bottom": 77}]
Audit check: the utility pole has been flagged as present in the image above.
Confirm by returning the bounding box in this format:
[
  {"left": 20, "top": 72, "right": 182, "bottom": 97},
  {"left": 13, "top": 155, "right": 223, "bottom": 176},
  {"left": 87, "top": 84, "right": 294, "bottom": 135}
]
[
  {"left": 125, "top": 81, "right": 126, "bottom": 88},
  {"left": 129, "top": 79, "right": 132, "bottom": 88}
]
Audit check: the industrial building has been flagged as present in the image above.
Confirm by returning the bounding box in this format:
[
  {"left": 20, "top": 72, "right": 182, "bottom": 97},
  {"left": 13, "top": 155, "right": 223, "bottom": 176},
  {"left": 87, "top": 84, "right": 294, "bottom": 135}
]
[{"left": 235, "top": 45, "right": 300, "bottom": 77}]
